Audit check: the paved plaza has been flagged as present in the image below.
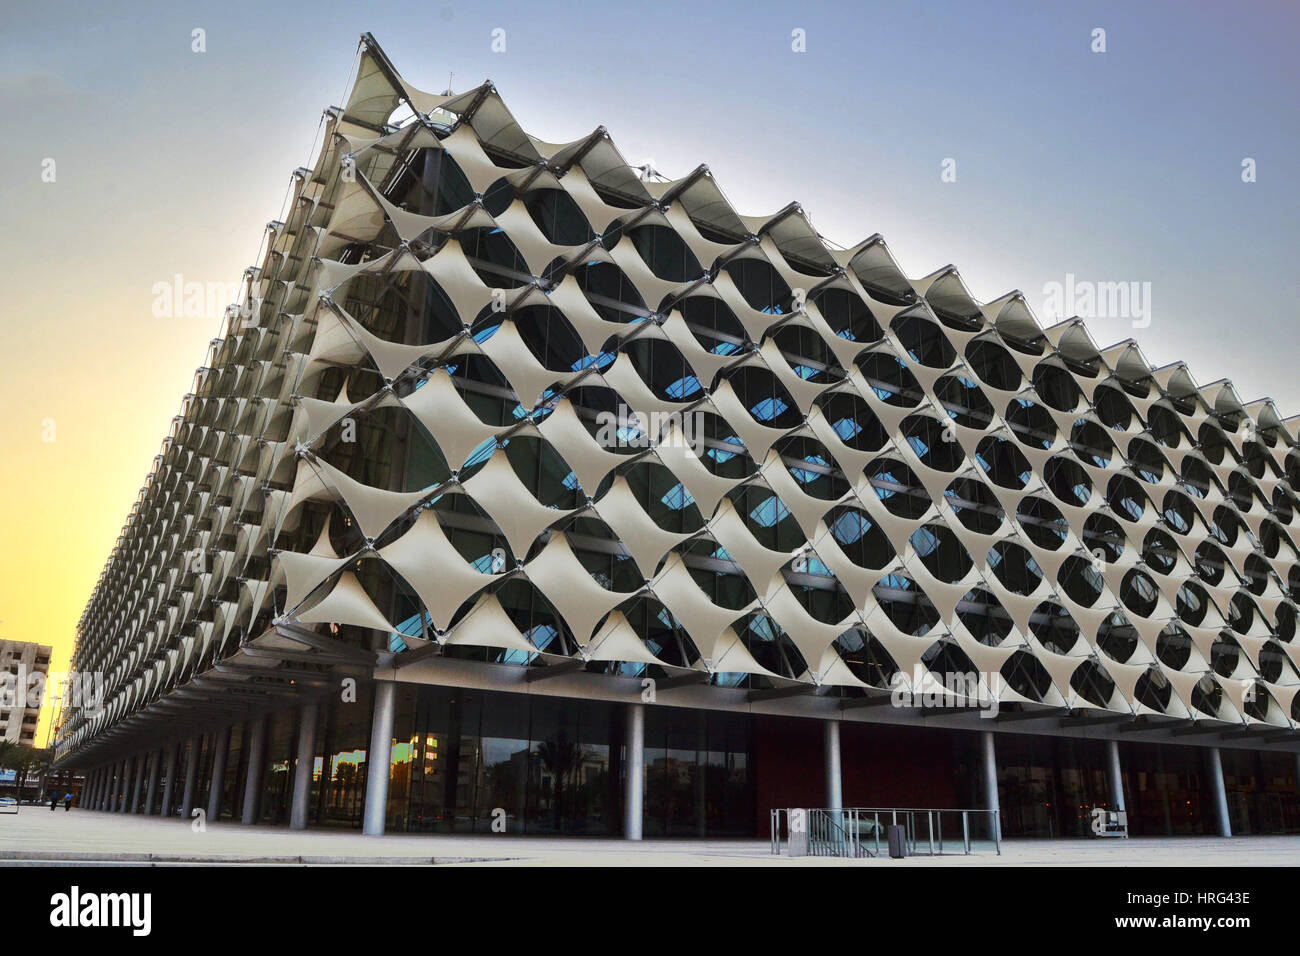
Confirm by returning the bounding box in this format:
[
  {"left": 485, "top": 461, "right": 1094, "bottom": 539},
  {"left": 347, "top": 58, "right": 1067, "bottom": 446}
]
[{"left": 2, "top": 809, "right": 1298, "bottom": 865}]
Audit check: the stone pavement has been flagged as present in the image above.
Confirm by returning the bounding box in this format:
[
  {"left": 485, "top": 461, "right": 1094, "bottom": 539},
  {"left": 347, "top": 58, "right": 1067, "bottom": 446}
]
[{"left": 0, "top": 808, "right": 1295, "bottom": 865}]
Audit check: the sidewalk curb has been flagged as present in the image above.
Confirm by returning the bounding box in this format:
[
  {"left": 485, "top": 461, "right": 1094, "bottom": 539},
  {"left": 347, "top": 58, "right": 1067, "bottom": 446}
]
[{"left": 0, "top": 850, "right": 513, "bottom": 865}]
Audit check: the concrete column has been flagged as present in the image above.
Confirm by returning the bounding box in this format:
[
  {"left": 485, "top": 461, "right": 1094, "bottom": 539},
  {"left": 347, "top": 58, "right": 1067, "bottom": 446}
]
[
  {"left": 624, "top": 702, "right": 645, "bottom": 840},
  {"left": 160, "top": 743, "right": 179, "bottom": 818},
  {"left": 362, "top": 681, "right": 397, "bottom": 836},
  {"left": 981, "top": 731, "right": 1001, "bottom": 842},
  {"left": 129, "top": 753, "right": 146, "bottom": 814},
  {"left": 180, "top": 737, "right": 200, "bottom": 819},
  {"left": 144, "top": 748, "right": 162, "bottom": 815},
  {"left": 1294, "top": 753, "right": 1300, "bottom": 819},
  {"left": 93, "top": 769, "right": 104, "bottom": 810},
  {"left": 206, "top": 727, "right": 230, "bottom": 822},
  {"left": 117, "top": 757, "right": 133, "bottom": 812},
  {"left": 101, "top": 766, "right": 116, "bottom": 811},
  {"left": 1106, "top": 739, "right": 1126, "bottom": 812},
  {"left": 240, "top": 716, "right": 268, "bottom": 826},
  {"left": 290, "top": 701, "right": 319, "bottom": 830},
  {"left": 1206, "top": 747, "right": 1232, "bottom": 837},
  {"left": 825, "top": 719, "right": 843, "bottom": 811}
]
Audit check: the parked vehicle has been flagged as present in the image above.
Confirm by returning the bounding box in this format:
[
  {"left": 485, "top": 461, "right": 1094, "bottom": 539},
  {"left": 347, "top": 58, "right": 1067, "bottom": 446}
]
[{"left": 0, "top": 796, "right": 18, "bottom": 814}]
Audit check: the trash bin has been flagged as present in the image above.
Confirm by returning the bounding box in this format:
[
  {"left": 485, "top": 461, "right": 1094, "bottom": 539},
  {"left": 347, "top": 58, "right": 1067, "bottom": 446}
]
[{"left": 887, "top": 824, "right": 907, "bottom": 859}]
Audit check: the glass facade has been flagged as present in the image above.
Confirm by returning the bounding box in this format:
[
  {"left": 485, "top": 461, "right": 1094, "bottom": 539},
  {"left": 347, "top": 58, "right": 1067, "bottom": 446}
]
[
  {"left": 176, "top": 682, "right": 1300, "bottom": 840},
  {"left": 996, "top": 736, "right": 1113, "bottom": 838},
  {"left": 1118, "top": 741, "right": 1209, "bottom": 836},
  {"left": 1220, "top": 749, "right": 1300, "bottom": 835},
  {"left": 380, "top": 686, "right": 753, "bottom": 836}
]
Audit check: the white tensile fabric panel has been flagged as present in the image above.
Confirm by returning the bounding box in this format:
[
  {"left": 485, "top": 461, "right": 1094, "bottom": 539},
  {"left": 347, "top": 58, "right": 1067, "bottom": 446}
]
[
  {"left": 332, "top": 306, "right": 440, "bottom": 381},
  {"left": 652, "top": 554, "right": 754, "bottom": 663},
  {"left": 440, "top": 124, "right": 512, "bottom": 195},
  {"left": 273, "top": 549, "right": 354, "bottom": 611},
  {"left": 310, "top": 457, "right": 429, "bottom": 540},
  {"left": 650, "top": 421, "right": 743, "bottom": 518},
  {"left": 417, "top": 238, "right": 497, "bottom": 325},
  {"left": 400, "top": 368, "right": 504, "bottom": 470},
  {"left": 707, "top": 498, "right": 794, "bottom": 602},
  {"left": 297, "top": 571, "right": 395, "bottom": 633},
  {"left": 460, "top": 448, "right": 574, "bottom": 558},
  {"left": 536, "top": 397, "right": 629, "bottom": 494},
  {"left": 543, "top": 275, "right": 627, "bottom": 355},
  {"left": 378, "top": 509, "right": 497, "bottom": 631},
  {"left": 442, "top": 591, "right": 537, "bottom": 653},
  {"left": 477, "top": 318, "right": 562, "bottom": 411},
  {"left": 594, "top": 474, "right": 694, "bottom": 579},
  {"left": 712, "top": 627, "right": 782, "bottom": 678},
  {"left": 586, "top": 612, "right": 664, "bottom": 665},
  {"left": 524, "top": 532, "right": 635, "bottom": 645},
  {"left": 297, "top": 394, "right": 361, "bottom": 444},
  {"left": 762, "top": 583, "right": 856, "bottom": 678}
]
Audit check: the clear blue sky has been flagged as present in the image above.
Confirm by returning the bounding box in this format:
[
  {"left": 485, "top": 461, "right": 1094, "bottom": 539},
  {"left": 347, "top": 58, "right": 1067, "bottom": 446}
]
[{"left": 0, "top": 1, "right": 1297, "bottom": 695}]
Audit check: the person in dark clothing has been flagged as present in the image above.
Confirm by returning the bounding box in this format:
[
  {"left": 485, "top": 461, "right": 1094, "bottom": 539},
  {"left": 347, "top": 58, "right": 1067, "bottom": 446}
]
[
  {"left": 63, "top": 792, "right": 73, "bottom": 811},
  {"left": 49, "top": 791, "right": 59, "bottom": 811}
]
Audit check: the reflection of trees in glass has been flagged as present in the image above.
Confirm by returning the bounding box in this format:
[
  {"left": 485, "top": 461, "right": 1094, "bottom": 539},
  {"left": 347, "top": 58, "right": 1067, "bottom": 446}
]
[
  {"left": 332, "top": 761, "right": 363, "bottom": 822},
  {"left": 536, "top": 735, "right": 584, "bottom": 827},
  {"left": 482, "top": 746, "right": 526, "bottom": 823}
]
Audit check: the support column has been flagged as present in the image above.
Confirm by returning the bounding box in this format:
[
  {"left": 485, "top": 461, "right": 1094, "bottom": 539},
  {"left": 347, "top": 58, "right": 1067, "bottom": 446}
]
[
  {"left": 129, "top": 753, "right": 146, "bottom": 814},
  {"left": 825, "top": 719, "right": 843, "bottom": 810},
  {"left": 981, "top": 731, "right": 1001, "bottom": 842},
  {"left": 240, "top": 716, "right": 268, "bottom": 825},
  {"left": 160, "top": 743, "right": 179, "bottom": 818},
  {"left": 144, "top": 748, "right": 162, "bottom": 815},
  {"left": 1206, "top": 747, "right": 1232, "bottom": 837},
  {"left": 290, "top": 701, "right": 319, "bottom": 830},
  {"left": 117, "top": 757, "right": 133, "bottom": 812},
  {"left": 206, "top": 727, "right": 230, "bottom": 822},
  {"left": 1106, "top": 739, "right": 1126, "bottom": 812},
  {"left": 362, "top": 681, "right": 397, "bottom": 836},
  {"left": 624, "top": 702, "right": 645, "bottom": 841},
  {"left": 1295, "top": 753, "right": 1300, "bottom": 822},
  {"left": 101, "top": 766, "right": 116, "bottom": 811},
  {"left": 180, "top": 737, "right": 200, "bottom": 820}
]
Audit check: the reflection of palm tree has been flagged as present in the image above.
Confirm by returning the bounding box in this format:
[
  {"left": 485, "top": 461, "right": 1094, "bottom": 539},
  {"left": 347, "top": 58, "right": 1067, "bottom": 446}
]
[
  {"left": 536, "top": 736, "right": 583, "bottom": 827},
  {"left": 31, "top": 749, "right": 52, "bottom": 801},
  {"left": 11, "top": 746, "right": 40, "bottom": 802}
]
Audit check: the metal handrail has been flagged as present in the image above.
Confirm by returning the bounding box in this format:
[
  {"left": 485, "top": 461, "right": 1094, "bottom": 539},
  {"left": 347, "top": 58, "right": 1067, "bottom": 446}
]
[{"left": 771, "top": 806, "right": 1001, "bottom": 857}]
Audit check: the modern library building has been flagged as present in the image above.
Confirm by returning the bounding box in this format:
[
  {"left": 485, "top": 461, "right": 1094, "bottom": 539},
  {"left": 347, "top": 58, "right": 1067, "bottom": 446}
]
[{"left": 57, "top": 36, "right": 1300, "bottom": 841}]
